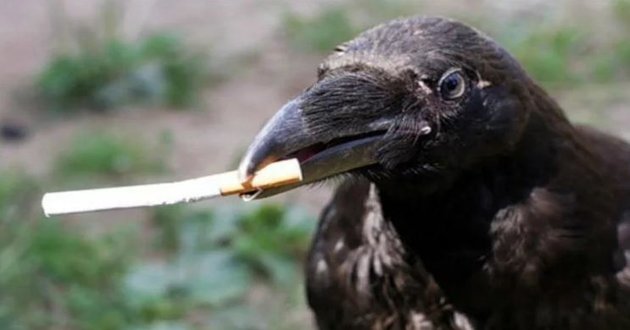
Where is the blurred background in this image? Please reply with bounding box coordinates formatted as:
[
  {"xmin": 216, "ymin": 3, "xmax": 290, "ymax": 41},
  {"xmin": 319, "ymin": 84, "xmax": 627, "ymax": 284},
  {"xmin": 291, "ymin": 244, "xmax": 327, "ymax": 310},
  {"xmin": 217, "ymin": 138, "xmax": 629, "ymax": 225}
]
[{"xmin": 0, "ymin": 0, "xmax": 629, "ymax": 329}]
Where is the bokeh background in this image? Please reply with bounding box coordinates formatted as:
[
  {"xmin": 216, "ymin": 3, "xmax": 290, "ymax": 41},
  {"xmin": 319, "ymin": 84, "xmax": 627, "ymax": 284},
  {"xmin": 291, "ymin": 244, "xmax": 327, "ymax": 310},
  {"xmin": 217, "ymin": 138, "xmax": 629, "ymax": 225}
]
[{"xmin": 0, "ymin": 1, "xmax": 629, "ymax": 329}]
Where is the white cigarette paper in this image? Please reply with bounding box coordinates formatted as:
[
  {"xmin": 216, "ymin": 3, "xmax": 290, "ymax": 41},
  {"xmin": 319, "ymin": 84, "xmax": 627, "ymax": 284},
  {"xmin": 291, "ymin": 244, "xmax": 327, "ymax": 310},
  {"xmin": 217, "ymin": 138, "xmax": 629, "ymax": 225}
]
[{"xmin": 42, "ymin": 159, "xmax": 302, "ymax": 216}]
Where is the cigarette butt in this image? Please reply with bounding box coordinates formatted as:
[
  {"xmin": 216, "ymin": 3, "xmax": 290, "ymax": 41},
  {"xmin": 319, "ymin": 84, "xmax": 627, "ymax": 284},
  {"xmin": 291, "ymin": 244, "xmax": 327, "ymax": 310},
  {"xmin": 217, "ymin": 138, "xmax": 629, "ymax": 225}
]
[{"xmin": 42, "ymin": 158, "xmax": 302, "ymax": 216}]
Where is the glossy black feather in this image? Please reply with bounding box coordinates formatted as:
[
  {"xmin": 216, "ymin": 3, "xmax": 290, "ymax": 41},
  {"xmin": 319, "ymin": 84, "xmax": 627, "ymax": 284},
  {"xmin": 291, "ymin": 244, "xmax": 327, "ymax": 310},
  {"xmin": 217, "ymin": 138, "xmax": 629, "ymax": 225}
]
[{"xmin": 303, "ymin": 17, "xmax": 630, "ymax": 329}]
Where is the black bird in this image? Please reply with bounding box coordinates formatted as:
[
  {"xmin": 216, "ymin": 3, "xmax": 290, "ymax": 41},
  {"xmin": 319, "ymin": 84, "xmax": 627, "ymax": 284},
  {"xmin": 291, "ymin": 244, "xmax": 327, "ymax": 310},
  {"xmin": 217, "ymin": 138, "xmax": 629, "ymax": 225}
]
[{"xmin": 238, "ymin": 16, "xmax": 630, "ymax": 329}]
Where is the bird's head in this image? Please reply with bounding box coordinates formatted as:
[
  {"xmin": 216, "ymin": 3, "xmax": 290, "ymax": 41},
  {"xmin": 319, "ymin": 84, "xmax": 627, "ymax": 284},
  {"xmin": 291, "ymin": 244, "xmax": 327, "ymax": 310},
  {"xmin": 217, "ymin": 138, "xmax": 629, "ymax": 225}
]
[{"xmin": 238, "ymin": 16, "xmax": 548, "ymax": 198}]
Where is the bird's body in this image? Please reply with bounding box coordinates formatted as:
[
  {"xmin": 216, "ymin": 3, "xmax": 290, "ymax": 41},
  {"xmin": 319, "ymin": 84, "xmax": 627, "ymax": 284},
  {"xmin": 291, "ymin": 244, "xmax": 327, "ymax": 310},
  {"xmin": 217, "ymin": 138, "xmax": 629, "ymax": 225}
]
[
  {"xmin": 307, "ymin": 179, "xmax": 475, "ymax": 329},
  {"xmin": 307, "ymin": 125, "xmax": 630, "ymax": 329},
  {"xmin": 238, "ymin": 16, "xmax": 630, "ymax": 329}
]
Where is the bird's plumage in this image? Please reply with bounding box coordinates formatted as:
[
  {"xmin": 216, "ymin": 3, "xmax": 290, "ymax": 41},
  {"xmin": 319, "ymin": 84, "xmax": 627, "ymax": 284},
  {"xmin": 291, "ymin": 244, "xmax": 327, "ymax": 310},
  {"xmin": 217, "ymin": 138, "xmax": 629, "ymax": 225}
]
[
  {"xmin": 238, "ymin": 16, "xmax": 630, "ymax": 329},
  {"xmin": 305, "ymin": 17, "xmax": 630, "ymax": 329},
  {"xmin": 306, "ymin": 179, "xmax": 475, "ymax": 329}
]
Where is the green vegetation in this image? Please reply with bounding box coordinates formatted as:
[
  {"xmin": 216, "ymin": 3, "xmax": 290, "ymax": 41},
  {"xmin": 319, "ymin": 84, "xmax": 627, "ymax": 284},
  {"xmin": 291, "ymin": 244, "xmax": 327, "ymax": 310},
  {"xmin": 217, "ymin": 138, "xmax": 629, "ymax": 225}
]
[
  {"xmin": 54, "ymin": 133, "xmax": 163, "ymax": 181},
  {"xmin": 485, "ymin": 2, "xmax": 630, "ymax": 88},
  {"xmin": 498, "ymin": 22, "xmax": 630, "ymax": 88},
  {"xmin": 499, "ymin": 25, "xmax": 585, "ymax": 86},
  {"xmin": 38, "ymin": 33, "xmax": 207, "ymax": 112},
  {"xmin": 0, "ymin": 171, "xmax": 38, "ymax": 221},
  {"xmin": 38, "ymin": 0, "xmax": 209, "ymax": 112},
  {"xmin": 148, "ymin": 203, "xmax": 315, "ymax": 289},
  {"xmin": 282, "ymin": 1, "xmax": 420, "ymax": 54},
  {"xmin": 8, "ymin": 2, "xmax": 628, "ymax": 330},
  {"xmin": 283, "ymin": 1, "xmax": 630, "ymax": 90},
  {"xmin": 614, "ymin": 0, "xmax": 630, "ymax": 29},
  {"xmin": 0, "ymin": 167, "xmax": 316, "ymax": 329},
  {"xmin": 0, "ymin": 220, "xmax": 137, "ymax": 330},
  {"xmin": 134, "ymin": 203, "xmax": 316, "ymax": 329},
  {"xmin": 0, "ymin": 172, "xmax": 137, "ymax": 329},
  {"xmin": 284, "ymin": 6, "xmax": 358, "ymax": 53}
]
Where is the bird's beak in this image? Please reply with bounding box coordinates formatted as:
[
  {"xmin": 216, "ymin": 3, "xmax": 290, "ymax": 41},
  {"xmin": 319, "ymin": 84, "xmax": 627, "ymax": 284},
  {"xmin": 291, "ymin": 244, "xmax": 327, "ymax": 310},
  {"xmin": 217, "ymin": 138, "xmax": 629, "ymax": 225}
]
[{"xmin": 237, "ymin": 96, "xmax": 387, "ymax": 199}]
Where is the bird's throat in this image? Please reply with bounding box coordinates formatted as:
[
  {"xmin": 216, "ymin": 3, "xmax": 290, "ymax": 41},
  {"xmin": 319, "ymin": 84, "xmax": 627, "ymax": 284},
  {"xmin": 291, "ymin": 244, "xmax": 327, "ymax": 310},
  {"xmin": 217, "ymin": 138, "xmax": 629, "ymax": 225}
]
[{"xmin": 373, "ymin": 122, "xmax": 562, "ymax": 315}]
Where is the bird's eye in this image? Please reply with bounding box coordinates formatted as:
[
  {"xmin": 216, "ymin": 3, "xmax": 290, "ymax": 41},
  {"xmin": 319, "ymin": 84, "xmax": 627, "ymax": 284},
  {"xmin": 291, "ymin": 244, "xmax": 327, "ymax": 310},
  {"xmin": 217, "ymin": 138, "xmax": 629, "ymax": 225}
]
[{"xmin": 438, "ymin": 69, "xmax": 467, "ymax": 100}]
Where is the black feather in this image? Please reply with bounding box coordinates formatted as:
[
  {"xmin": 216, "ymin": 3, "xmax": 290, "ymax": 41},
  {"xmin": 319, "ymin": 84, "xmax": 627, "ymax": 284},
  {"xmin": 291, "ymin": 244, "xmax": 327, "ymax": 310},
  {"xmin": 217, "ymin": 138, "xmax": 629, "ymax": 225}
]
[{"xmin": 303, "ymin": 16, "xmax": 630, "ymax": 329}]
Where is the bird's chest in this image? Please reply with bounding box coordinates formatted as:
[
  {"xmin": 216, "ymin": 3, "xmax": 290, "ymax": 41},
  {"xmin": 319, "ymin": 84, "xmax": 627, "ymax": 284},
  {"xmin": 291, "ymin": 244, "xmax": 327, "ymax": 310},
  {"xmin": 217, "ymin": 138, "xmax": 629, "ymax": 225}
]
[
  {"xmin": 307, "ymin": 184, "xmax": 475, "ymax": 329},
  {"xmin": 378, "ymin": 183, "xmax": 517, "ymax": 315},
  {"xmin": 384, "ymin": 191, "xmax": 494, "ymax": 274}
]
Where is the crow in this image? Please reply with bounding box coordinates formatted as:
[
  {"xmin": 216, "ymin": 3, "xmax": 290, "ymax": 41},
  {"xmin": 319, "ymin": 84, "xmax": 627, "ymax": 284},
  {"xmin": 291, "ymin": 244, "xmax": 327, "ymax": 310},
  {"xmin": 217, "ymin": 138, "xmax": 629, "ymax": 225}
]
[{"xmin": 237, "ymin": 16, "xmax": 630, "ymax": 329}]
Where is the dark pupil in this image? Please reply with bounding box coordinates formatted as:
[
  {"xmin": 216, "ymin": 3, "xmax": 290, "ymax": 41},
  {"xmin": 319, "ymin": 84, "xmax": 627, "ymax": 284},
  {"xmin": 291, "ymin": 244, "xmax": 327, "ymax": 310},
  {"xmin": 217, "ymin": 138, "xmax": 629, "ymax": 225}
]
[{"xmin": 443, "ymin": 75, "xmax": 459, "ymax": 92}]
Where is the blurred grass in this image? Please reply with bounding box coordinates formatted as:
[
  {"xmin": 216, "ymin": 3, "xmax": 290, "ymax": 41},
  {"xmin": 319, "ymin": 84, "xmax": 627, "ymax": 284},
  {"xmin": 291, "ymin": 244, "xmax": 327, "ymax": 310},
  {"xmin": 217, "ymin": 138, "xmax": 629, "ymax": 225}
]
[
  {"xmin": 39, "ymin": 33, "xmax": 207, "ymax": 112},
  {"xmin": 54, "ymin": 133, "xmax": 164, "ymax": 182},
  {"xmin": 0, "ymin": 173, "xmax": 138, "ymax": 330},
  {"xmin": 119, "ymin": 203, "xmax": 316, "ymax": 329},
  {"xmin": 498, "ymin": 24, "xmax": 585, "ymax": 86},
  {"xmin": 282, "ymin": 0, "xmax": 420, "ymax": 54},
  {"xmin": 0, "ymin": 222, "xmax": 137, "ymax": 330},
  {"xmin": 283, "ymin": 1, "xmax": 630, "ymax": 90},
  {"xmin": 498, "ymin": 22, "xmax": 630, "ymax": 88},
  {"xmin": 6, "ymin": 1, "xmax": 630, "ymax": 329},
  {"xmin": 614, "ymin": 0, "xmax": 630, "ymax": 27},
  {"xmin": 0, "ymin": 171, "xmax": 38, "ymax": 221},
  {"xmin": 0, "ymin": 168, "xmax": 316, "ymax": 329},
  {"xmin": 38, "ymin": 1, "xmax": 210, "ymax": 112},
  {"xmin": 283, "ymin": 6, "xmax": 358, "ymax": 53},
  {"xmin": 149, "ymin": 203, "xmax": 315, "ymax": 287}
]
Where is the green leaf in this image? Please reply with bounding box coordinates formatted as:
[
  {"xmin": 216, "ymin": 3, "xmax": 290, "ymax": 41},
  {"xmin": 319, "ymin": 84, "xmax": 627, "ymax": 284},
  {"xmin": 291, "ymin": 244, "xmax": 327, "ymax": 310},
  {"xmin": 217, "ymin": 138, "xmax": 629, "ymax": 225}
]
[
  {"xmin": 178, "ymin": 210, "xmax": 216, "ymax": 254},
  {"xmin": 257, "ymin": 253, "xmax": 297, "ymax": 285},
  {"xmin": 127, "ymin": 321, "xmax": 191, "ymax": 330},
  {"xmin": 124, "ymin": 262, "xmax": 175, "ymax": 303},
  {"xmin": 182, "ymin": 250, "xmax": 252, "ymax": 306},
  {"xmin": 205, "ymin": 305, "xmax": 260, "ymax": 330}
]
